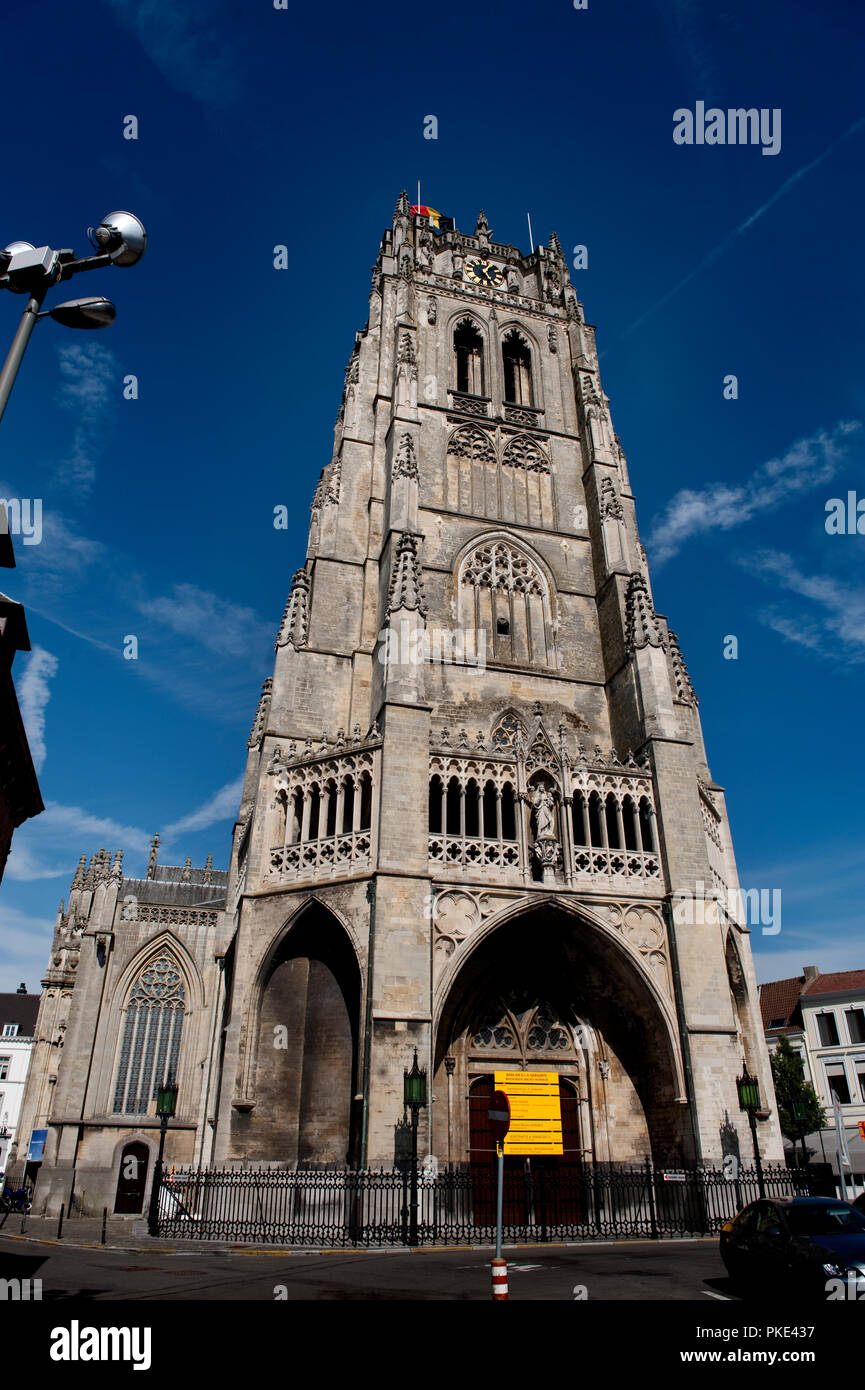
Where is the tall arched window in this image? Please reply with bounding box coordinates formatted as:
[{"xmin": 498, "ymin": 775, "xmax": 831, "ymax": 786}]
[
  {"xmin": 453, "ymin": 318, "xmax": 484, "ymax": 395},
  {"xmin": 359, "ymin": 773, "xmax": 373, "ymax": 831},
  {"xmin": 638, "ymin": 796, "xmax": 656, "ymax": 852},
  {"xmin": 429, "ymin": 774, "xmax": 444, "ymax": 833},
  {"xmin": 458, "ymin": 538, "xmax": 554, "ymax": 667},
  {"xmin": 112, "ymin": 953, "xmax": 186, "ymax": 1115},
  {"xmin": 502, "ymin": 329, "xmax": 533, "ymax": 405}
]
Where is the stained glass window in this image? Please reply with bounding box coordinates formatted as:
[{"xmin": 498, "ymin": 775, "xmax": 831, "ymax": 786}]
[{"xmin": 112, "ymin": 954, "xmax": 186, "ymax": 1115}]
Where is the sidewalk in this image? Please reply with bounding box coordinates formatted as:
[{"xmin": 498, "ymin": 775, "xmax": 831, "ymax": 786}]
[
  {"xmin": 0, "ymin": 1212, "xmax": 716, "ymax": 1258},
  {"xmin": 0, "ymin": 1211, "xmax": 239, "ymax": 1253},
  {"xmin": 0, "ymin": 1212, "xmax": 421, "ymax": 1254}
]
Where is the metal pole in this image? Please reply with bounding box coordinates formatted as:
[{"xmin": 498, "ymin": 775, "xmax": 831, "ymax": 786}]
[
  {"xmin": 748, "ymin": 1109, "xmax": 765, "ymax": 1199},
  {"xmin": 409, "ymin": 1105, "xmax": 419, "ymax": 1246},
  {"xmin": 0, "ymin": 288, "xmax": 48, "ymax": 425},
  {"xmin": 495, "ymin": 1140, "xmax": 504, "ymax": 1261},
  {"xmin": 147, "ymin": 1115, "xmax": 168, "ymax": 1236}
]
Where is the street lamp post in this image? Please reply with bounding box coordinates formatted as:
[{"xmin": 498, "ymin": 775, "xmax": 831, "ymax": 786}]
[
  {"xmin": 403, "ymin": 1050, "xmax": 427, "ymax": 1247},
  {"xmin": 737, "ymin": 1064, "xmax": 765, "ymax": 1199},
  {"xmin": 0, "ymin": 212, "xmax": 146, "ymax": 425},
  {"xmin": 147, "ymin": 1079, "xmax": 178, "ymax": 1237}
]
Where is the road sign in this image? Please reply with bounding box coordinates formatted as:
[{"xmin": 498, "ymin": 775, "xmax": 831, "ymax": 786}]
[
  {"xmin": 493, "ymin": 1071, "xmax": 562, "ymax": 1154},
  {"xmin": 488, "ymin": 1090, "xmax": 511, "ymax": 1143}
]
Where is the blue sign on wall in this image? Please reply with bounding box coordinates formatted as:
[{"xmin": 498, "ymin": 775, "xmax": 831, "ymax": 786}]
[{"xmin": 27, "ymin": 1129, "xmax": 47, "ymax": 1162}]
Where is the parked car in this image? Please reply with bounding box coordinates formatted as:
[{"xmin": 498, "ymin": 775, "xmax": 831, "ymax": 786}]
[{"xmin": 720, "ymin": 1196, "xmax": 865, "ymax": 1298}]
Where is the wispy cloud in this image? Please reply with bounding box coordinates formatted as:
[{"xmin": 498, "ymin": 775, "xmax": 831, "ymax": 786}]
[
  {"xmin": 3, "ymin": 843, "xmax": 70, "ymax": 882},
  {"xmin": 613, "ymin": 116, "xmax": 865, "ymax": 345},
  {"xmin": 137, "ymin": 583, "xmax": 271, "ymax": 658},
  {"xmin": 101, "ymin": 0, "xmax": 246, "ymax": 108},
  {"xmin": 55, "ymin": 342, "xmax": 118, "ymax": 491},
  {"xmin": 646, "ymin": 420, "xmax": 861, "ymax": 564},
  {"xmin": 5, "ymin": 773, "xmax": 243, "ymax": 888},
  {"xmin": 37, "ymin": 801, "xmax": 153, "ymax": 856},
  {"xmin": 743, "ymin": 550, "xmax": 865, "ymax": 664},
  {"xmin": 743, "ymin": 845, "xmax": 865, "ymax": 907},
  {"xmin": 652, "ymin": 0, "xmax": 720, "ymax": 93},
  {"xmin": 754, "ymin": 935, "xmax": 865, "ymax": 983},
  {"xmin": 0, "ymin": 484, "xmax": 106, "ymax": 591},
  {"xmin": 17, "ymin": 646, "xmax": 59, "ymax": 773},
  {"xmin": 0, "ymin": 903, "xmax": 58, "ymax": 990},
  {"xmin": 23, "ymin": 605, "xmax": 119, "ymax": 655},
  {"xmin": 161, "ymin": 777, "xmax": 243, "ymax": 839}
]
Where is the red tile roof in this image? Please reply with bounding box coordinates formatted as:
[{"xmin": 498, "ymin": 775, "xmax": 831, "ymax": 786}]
[
  {"xmin": 759, "ymin": 976, "xmax": 805, "ymax": 1029},
  {"xmin": 801, "ymin": 970, "xmax": 865, "ymax": 998}
]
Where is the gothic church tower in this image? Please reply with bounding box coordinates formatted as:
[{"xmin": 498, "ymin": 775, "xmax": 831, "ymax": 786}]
[{"xmin": 216, "ymin": 193, "xmax": 782, "ymax": 1172}]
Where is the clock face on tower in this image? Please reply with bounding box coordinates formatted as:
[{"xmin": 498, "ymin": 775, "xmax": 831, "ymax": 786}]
[{"xmin": 465, "ymin": 257, "xmax": 505, "ymax": 288}]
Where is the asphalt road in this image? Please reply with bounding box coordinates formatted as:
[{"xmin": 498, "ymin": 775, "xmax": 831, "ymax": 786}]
[{"xmin": 0, "ymin": 1234, "xmax": 744, "ymax": 1301}]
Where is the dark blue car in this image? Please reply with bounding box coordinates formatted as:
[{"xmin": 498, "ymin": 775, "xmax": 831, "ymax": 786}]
[{"xmin": 720, "ymin": 1196, "xmax": 865, "ymax": 1299}]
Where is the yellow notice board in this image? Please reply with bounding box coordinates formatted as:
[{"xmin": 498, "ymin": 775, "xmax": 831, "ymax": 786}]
[{"xmin": 494, "ymin": 1071, "xmax": 563, "ymax": 1155}]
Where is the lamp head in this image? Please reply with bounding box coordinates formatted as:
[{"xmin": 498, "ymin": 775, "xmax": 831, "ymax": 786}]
[
  {"xmin": 156, "ymin": 1080, "xmax": 178, "ymax": 1118},
  {"xmin": 88, "ymin": 212, "xmax": 147, "ymax": 267},
  {"xmin": 48, "ymin": 297, "xmax": 116, "ymax": 329}
]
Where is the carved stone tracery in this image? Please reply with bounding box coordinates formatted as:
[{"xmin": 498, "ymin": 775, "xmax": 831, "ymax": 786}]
[{"xmin": 461, "ymin": 541, "xmax": 546, "ymax": 596}]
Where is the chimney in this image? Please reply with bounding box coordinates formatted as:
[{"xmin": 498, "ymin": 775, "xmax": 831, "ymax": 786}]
[
  {"xmin": 15, "ymin": 982, "xmax": 26, "ymax": 994},
  {"xmin": 802, "ymin": 965, "xmax": 820, "ymax": 982}
]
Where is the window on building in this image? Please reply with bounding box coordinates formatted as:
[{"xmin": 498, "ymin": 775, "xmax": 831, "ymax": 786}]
[
  {"xmin": 817, "ymin": 1012, "xmax": 840, "ymax": 1047},
  {"xmin": 453, "ymin": 319, "xmax": 484, "ymax": 395},
  {"xmin": 112, "ymin": 954, "xmax": 186, "ymax": 1115},
  {"xmin": 459, "ymin": 539, "xmax": 554, "ymax": 667},
  {"xmin": 431, "ymin": 775, "xmax": 518, "ymax": 844},
  {"xmin": 502, "ymin": 329, "xmax": 533, "ymax": 405},
  {"xmin": 855, "ymin": 1057, "xmax": 865, "ymax": 1104},
  {"xmin": 824, "ymin": 1063, "xmax": 851, "ymax": 1105},
  {"xmin": 845, "ymin": 1008, "xmax": 865, "ymax": 1045},
  {"xmin": 0, "ymin": 1059, "xmax": 8, "ymax": 1081},
  {"xmin": 1, "ymin": 1025, "xmax": 18, "ymax": 1039}
]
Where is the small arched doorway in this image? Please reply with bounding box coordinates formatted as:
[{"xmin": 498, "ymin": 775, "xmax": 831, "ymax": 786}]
[{"xmin": 114, "ymin": 1141, "xmax": 149, "ymax": 1214}]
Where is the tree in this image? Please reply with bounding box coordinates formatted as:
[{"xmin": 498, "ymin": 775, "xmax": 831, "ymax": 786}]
[{"xmin": 770, "ymin": 1034, "xmax": 826, "ymax": 1164}]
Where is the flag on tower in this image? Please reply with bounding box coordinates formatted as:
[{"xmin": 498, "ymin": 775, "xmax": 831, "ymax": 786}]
[{"xmin": 411, "ymin": 205, "xmax": 454, "ymax": 232}]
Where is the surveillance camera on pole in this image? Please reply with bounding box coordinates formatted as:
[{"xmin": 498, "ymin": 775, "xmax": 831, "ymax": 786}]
[{"xmin": 0, "ymin": 211, "xmax": 146, "ymax": 425}]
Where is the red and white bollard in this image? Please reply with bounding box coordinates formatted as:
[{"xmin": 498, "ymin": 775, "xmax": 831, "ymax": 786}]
[{"xmin": 491, "ymin": 1257, "xmax": 509, "ymax": 1300}]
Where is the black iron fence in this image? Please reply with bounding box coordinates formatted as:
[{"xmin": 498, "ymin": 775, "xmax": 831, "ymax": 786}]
[{"xmin": 154, "ymin": 1160, "xmax": 812, "ymax": 1246}]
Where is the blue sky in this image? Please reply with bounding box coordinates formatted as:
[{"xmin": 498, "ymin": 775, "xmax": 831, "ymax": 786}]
[{"xmin": 0, "ymin": 0, "xmax": 862, "ymax": 989}]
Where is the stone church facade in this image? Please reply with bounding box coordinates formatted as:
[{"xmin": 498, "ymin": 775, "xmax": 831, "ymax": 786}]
[{"xmin": 13, "ymin": 195, "xmax": 783, "ymax": 1215}]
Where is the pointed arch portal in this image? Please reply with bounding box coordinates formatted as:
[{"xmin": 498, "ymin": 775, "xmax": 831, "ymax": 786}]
[
  {"xmin": 234, "ymin": 903, "xmax": 361, "ymax": 1167},
  {"xmin": 434, "ymin": 902, "xmax": 691, "ymax": 1168}
]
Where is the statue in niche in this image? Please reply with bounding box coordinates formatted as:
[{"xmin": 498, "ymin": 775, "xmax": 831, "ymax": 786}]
[{"xmin": 531, "ymin": 784, "xmax": 556, "ymax": 840}]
